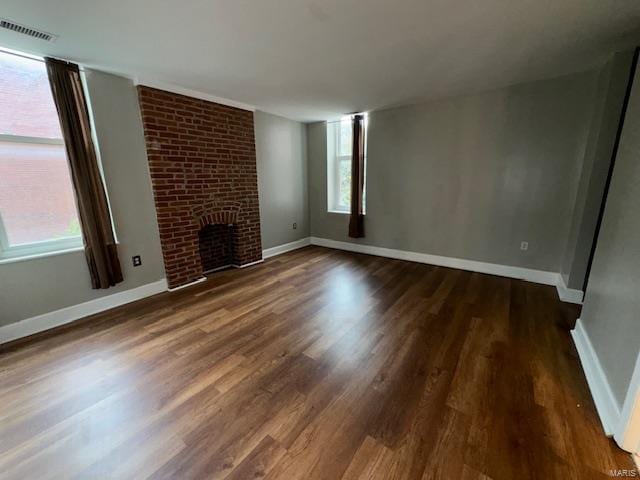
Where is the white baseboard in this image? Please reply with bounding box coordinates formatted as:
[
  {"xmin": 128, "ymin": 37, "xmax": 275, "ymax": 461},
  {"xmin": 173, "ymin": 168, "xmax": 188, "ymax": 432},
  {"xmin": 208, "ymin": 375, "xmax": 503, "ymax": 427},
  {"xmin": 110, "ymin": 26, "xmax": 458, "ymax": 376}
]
[
  {"xmin": 571, "ymin": 318, "xmax": 620, "ymax": 436},
  {"xmin": 262, "ymin": 237, "xmax": 311, "ymax": 259},
  {"xmin": 309, "ymin": 237, "xmax": 559, "ymax": 286},
  {"xmin": 556, "ymin": 275, "xmax": 584, "ymax": 304},
  {"xmin": 0, "ymin": 278, "xmax": 168, "ymax": 345}
]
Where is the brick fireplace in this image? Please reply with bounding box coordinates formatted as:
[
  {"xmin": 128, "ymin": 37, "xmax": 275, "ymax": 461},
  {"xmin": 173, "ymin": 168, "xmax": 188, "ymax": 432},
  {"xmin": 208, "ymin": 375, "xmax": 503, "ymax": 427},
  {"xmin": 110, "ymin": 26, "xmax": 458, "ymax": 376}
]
[{"xmin": 137, "ymin": 86, "xmax": 262, "ymax": 289}]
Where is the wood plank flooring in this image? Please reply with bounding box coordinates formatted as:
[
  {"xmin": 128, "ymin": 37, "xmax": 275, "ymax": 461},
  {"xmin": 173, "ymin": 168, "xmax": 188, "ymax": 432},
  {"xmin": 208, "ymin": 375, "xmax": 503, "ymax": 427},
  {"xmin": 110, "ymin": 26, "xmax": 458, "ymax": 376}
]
[{"xmin": 0, "ymin": 246, "xmax": 633, "ymax": 479}]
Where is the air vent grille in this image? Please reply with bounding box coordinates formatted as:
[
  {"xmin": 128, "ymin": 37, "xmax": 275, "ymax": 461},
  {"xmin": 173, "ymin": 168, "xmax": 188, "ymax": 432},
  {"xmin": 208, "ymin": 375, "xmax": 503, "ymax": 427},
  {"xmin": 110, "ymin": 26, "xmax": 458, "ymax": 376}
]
[{"xmin": 0, "ymin": 19, "xmax": 57, "ymax": 42}]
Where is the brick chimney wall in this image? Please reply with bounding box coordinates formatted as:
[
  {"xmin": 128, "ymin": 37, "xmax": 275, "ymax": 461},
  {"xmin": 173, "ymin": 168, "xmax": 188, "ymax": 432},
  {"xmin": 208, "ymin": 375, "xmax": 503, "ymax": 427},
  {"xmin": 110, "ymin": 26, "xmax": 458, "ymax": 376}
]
[{"xmin": 137, "ymin": 86, "xmax": 262, "ymax": 289}]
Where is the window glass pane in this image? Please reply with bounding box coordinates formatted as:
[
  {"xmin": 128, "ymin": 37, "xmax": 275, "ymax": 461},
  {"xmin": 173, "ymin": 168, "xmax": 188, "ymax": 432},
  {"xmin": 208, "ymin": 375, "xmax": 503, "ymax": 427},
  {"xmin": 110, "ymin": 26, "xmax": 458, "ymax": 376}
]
[
  {"xmin": 0, "ymin": 52, "xmax": 62, "ymax": 139},
  {"xmin": 0, "ymin": 49, "xmax": 82, "ymax": 256},
  {"xmin": 0, "ymin": 140, "xmax": 80, "ymax": 245},
  {"xmin": 339, "ymin": 158, "xmax": 351, "ymax": 208},
  {"xmin": 338, "ymin": 118, "xmax": 352, "ymax": 157}
]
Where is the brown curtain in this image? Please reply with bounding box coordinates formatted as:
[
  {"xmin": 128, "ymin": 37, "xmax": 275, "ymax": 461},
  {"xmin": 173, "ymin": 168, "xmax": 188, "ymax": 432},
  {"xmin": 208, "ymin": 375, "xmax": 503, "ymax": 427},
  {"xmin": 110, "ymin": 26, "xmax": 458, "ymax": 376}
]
[
  {"xmin": 45, "ymin": 58, "xmax": 123, "ymax": 289},
  {"xmin": 348, "ymin": 114, "xmax": 365, "ymax": 238}
]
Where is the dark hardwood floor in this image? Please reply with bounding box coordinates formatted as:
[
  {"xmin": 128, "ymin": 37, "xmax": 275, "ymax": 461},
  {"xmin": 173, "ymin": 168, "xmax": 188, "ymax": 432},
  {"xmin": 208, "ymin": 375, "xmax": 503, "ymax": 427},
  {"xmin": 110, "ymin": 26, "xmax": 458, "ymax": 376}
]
[{"xmin": 0, "ymin": 246, "xmax": 632, "ymax": 479}]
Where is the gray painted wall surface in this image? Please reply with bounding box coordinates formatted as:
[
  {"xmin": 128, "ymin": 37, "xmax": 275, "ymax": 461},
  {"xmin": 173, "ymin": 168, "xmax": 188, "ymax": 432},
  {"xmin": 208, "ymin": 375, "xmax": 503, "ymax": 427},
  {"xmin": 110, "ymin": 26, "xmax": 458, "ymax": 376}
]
[
  {"xmin": 0, "ymin": 70, "xmax": 164, "ymax": 327},
  {"xmin": 309, "ymin": 71, "xmax": 596, "ymax": 272},
  {"xmin": 255, "ymin": 111, "xmax": 309, "ymax": 249},
  {"xmin": 560, "ymin": 51, "xmax": 634, "ymax": 289},
  {"xmin": 580, "ymin": 59, "xmax": 640, "ymax": 407}
]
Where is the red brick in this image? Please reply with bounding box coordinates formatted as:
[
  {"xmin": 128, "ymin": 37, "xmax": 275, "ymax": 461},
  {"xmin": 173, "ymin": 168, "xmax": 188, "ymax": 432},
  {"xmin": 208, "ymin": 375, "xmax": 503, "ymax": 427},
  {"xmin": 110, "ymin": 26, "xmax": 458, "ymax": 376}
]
[{"xmin": 137, "ymin": 86, "xmax": 262, "ymax": 289}]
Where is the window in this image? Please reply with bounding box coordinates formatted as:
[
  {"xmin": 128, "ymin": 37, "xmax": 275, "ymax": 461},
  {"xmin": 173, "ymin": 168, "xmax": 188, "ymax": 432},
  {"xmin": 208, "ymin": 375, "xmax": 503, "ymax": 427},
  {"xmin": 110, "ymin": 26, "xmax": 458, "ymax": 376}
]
[
  {"xmin": 327, "ymin": 115, "xmax": 367, "ymax": 213},
  {"xmin": 0, "ymin": 49, "xmax": 82, "ymax": 261}
]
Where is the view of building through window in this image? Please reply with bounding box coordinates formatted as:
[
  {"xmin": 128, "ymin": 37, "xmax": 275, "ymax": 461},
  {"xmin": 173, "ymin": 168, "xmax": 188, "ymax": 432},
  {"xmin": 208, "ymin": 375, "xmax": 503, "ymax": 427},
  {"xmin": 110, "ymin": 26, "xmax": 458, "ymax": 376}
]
[{"xmin": 0, "ymin": 49, "xmax": 81, "ymax": 257}]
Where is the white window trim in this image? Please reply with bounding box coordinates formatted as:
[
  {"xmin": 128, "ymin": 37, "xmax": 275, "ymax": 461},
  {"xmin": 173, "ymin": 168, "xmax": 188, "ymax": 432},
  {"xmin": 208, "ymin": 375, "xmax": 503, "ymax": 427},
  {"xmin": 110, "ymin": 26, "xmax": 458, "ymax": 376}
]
[
  {"xmin": 0, "ymin": 237, "xmax": 84, "ymax": 263},
  {"xmin": 327, "ymin": 121, "xmax": 352, "ymax": 213},
  {"xmin": 0, "ymin": 133, "xmax": 84, "ymax": 261},
  {"xmin": 0, "ymin": 216, "xmax": 83, "ymax": 262},
  {"xmin": 326, "ymin": 116, "xmax": 367, "ymax": 215},
  {"xmin": 0, "ymin": 48, "xmax": 124, "ymax": 264},
  {"xmin": 0, "ymin": 133, "xmax": 64, "ymax": 146},
  {"xmin": 0, "ymin": 248, "xmax": 84, "ymax": 265}
]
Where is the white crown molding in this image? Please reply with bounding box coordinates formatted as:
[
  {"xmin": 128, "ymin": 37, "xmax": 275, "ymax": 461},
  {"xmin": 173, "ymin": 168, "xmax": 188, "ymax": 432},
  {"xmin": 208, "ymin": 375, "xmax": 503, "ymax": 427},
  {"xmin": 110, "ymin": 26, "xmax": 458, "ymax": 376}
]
[
  {"xmin": 263, "ymin": 237, "xmax": 311, "ymax": 259},
  {"xmin": 571, "ymin": 318, "xmax": 621, "ymax": 437},
  {"xmin": 0, "ymin": 279, "xmax": 168, "ymax": 345},
  {"xmin": 133, "ymin": 77, "xmax": 255, "ymax": 112},
  {"xmin": 555, "ymin": 275, "xmax": 584, "ymax": 304},
  {"xmin": 309, "ymin": 237, "xmax": 559, "ymax": 286}
]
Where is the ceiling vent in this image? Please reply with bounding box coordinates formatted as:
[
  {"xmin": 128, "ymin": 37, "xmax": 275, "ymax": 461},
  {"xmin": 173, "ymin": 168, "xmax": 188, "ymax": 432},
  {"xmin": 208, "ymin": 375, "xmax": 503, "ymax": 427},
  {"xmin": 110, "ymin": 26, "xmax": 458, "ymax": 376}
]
[{"xmin": 0, "ymin": 19, "xmax": 57, "ymax": 42}]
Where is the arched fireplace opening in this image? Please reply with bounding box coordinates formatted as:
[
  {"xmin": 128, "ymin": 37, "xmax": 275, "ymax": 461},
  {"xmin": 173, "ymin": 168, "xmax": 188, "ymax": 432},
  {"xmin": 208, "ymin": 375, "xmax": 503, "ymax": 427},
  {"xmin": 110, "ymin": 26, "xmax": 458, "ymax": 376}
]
[
  {"xmin": 198, "ymin": 223, "xmax": 237, "ymax": 273},
  {"xmin": 195, "ymin": 207, "xmax": 240, "ymax": 275}
]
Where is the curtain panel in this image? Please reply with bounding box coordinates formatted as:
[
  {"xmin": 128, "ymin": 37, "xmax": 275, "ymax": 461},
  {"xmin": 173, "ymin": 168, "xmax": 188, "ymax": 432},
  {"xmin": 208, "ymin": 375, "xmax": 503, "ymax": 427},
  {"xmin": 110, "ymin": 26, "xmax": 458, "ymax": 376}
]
[
  {"xmin": 45, "ymin": 58, "xmax": 123, "ymax": 289},
  {"xmin": 348, "ymin": 114, "xmax": 365, "ymax": 238}
]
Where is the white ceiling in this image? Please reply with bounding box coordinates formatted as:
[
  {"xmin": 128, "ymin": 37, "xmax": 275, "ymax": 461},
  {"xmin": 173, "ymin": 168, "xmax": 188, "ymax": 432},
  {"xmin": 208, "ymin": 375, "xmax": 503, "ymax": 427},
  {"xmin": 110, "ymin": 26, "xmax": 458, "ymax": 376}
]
[{"xmin": 1, "ymin": 0, "xmax": 640, "ymax": 122}]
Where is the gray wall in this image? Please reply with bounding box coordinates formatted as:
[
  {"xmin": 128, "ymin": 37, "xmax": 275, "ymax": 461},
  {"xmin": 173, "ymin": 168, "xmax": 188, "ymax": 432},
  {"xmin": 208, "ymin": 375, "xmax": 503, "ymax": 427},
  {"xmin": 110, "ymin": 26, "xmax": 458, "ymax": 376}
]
[
  {"xmin": 580, "ymin": 58, "xmax": 640, "ymax": 408},
  {"xmin": 560, "ymin": 51, "xmax": 635, "ymax": 290},
  {"xmin": 0, "ymin": 70, "xmax": 164, "ymax": 327},
  {"xmin": 255, "ymin": 110, "xmax": 309, "ymax": 249},
  {"xmin": 309, "ymin": 71, "xmax": 597, "ymax": 272}
]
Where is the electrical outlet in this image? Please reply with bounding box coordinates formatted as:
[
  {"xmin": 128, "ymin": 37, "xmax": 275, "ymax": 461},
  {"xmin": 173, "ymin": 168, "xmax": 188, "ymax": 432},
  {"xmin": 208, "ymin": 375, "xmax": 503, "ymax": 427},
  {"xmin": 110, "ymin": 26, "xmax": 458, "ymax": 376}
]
[
  {"xmin": 132, "ymin": 255, "xmax": 142, "ymax": 267},
  {"xmin": 520, "ymin": 241, "xmax": 529, "ymax": 251},
  {"xmin": 292, "ymin": 222, "xmax": 297, "ymax": 230}
]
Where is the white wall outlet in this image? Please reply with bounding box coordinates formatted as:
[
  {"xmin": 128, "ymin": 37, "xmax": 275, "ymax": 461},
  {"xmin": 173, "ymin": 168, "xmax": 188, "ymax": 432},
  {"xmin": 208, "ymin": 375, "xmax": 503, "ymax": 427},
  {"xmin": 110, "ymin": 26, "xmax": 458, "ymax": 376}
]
[
  {"xmin": 520, "ymin": 241, "xmax": 529, "ymax": 251},
  {"xmin": 293, "ymin": 222, "xmax": 297, "ymax": 230}
]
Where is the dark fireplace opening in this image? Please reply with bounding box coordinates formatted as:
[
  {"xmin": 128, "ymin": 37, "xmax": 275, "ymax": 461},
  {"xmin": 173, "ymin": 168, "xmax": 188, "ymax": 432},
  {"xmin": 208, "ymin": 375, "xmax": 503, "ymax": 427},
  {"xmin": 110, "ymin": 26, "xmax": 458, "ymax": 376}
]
[{"xmin": 198, "ymin": 224, "xmax": 236, "ymax": 273}]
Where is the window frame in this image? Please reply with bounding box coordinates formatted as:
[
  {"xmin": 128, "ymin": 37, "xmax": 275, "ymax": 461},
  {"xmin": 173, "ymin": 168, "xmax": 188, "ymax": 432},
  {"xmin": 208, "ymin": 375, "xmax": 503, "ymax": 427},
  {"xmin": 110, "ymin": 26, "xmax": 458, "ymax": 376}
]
[
  {"xmin": 0, "ymin": 132, "xmax": 84, "ymax": 262},
  {"xmin": 326, "ymin": 116, "xmax": 367, "ymax": 215}
]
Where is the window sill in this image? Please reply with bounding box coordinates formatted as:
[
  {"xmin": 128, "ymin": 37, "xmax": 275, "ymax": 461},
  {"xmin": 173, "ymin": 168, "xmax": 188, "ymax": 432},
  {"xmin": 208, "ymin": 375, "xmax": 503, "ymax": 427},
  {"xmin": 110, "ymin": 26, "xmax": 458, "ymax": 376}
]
[
  {"xmin": 0, "ymin": 246, "xmax": 85, "ymax": 265},
  {"xmin": 328, "ymin": 209, "xmax": 350, "ymax": 215},
  {"xmin": 327, "ymin": 210, "xmax": 367, "ymax": 216}
]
